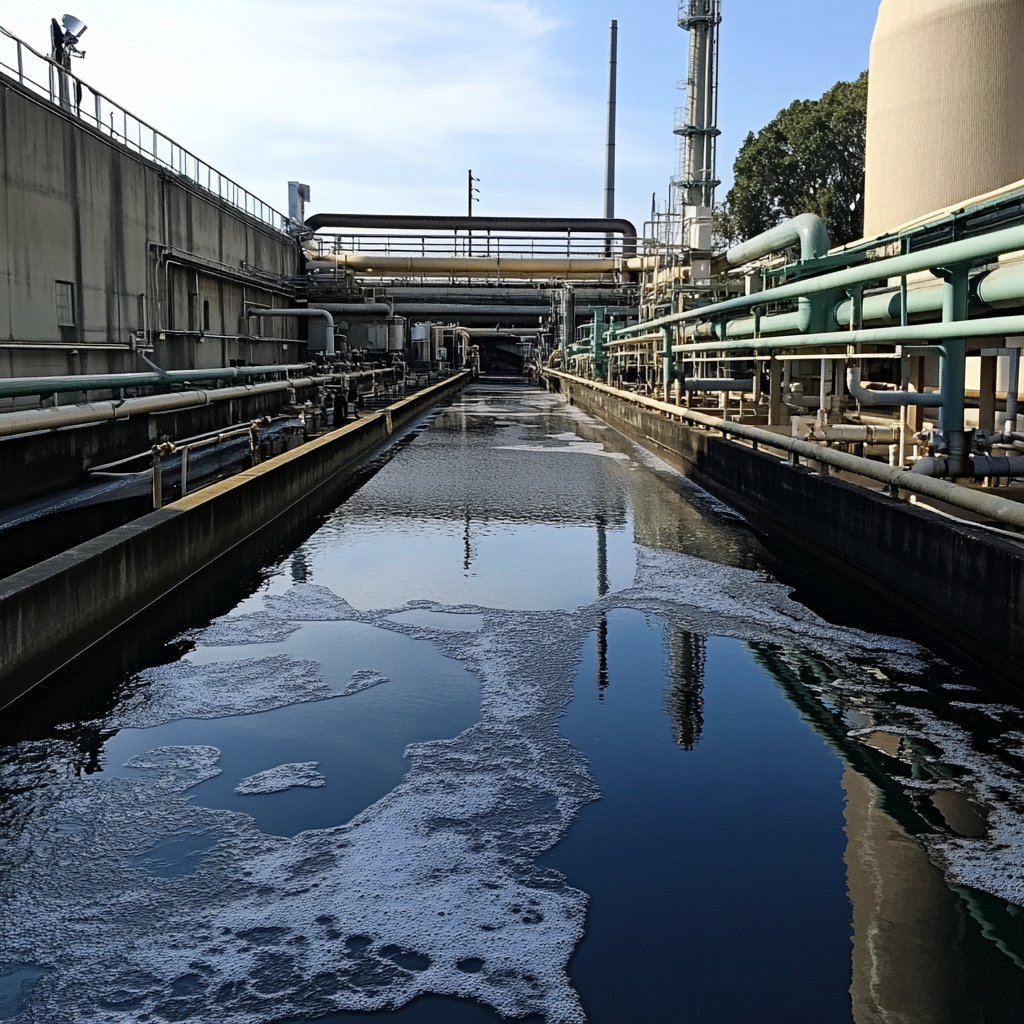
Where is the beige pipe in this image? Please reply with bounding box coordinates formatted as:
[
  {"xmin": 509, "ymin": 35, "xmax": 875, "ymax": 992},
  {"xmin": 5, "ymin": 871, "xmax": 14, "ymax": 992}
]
[
  {"xmin": 304, "ymin": 253, "xmax": 647, "ymax": 278},
  {"xmin": 0, "ymin": 377, "xmax": 325, "ymax": 438}
]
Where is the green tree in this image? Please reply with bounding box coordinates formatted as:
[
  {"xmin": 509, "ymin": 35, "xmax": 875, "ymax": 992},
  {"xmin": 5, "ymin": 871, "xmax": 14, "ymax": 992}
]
[{"xmin": 725, "ymin": 71, "xmax": 868, "ymax": 248}]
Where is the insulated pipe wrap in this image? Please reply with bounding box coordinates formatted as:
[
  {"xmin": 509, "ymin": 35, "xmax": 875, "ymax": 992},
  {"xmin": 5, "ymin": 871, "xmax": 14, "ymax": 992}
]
[{"xmin": 723, "ymin": 214, "xmax": 831, "ymax": 266}]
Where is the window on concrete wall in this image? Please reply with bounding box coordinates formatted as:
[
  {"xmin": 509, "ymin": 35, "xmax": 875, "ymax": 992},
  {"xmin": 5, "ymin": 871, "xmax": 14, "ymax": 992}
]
[
  {"xmin": 203, "ymin": 299, "xmax": 211, "ymax": 333},
  {"xmin": 55, "ymin": 281, "xmax": 75, "ymax": 327}
]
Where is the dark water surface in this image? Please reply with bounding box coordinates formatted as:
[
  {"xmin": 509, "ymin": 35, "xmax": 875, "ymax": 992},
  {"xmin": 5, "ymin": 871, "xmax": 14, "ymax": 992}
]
[{"xmin": 3, "ymin": 382, "xmax": 1024, "ymax": 1024}]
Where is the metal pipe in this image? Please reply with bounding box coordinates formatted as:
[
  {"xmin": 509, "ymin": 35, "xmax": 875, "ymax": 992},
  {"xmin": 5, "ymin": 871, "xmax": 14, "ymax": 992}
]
[
  {"xmin": 723, "ymin": 213, "xmax": 831, "ymax": 267},
  {"xmin": 911, "ymin": 455, "xmax": 1024, "ymax": 478},
  {"xmin": 672, "ymin": 314, "xmax": 1024, "ymax": 356},
  {"xmin": 1007, "ymin": 346, "xmax": 1021, "ymax": 431},
  {"xmin": 393, "ymin": 305, "xmax": 553, "ymax": 318},
  {"xmin": 545, "ymin": 371, "xmax": 1024, "ymax": 530},
  {"xmin": 705, "ymin": 259, "xmax": 1024, "ymax": 341},
  {"xmin": 684, "ymin": 378, "xmax": 754, "ymax": 392},
  {"xmin": 0, "ymin": 363, "xmax": 314, "ymax": 399},
  {"xmin": 939, "ymin": 266, "xmax": 970, "ymax": 475},
  {"xmin": 246, "ymin": 309, "xmax": 335, "ymax": 356},
  {"xmin": 845, "ymin": 367, "xmax": 938, "ymax": 407},
  {"xmin": 304, "ymin": 214, "xmax": 640, "ymax": 257},
  {"xmin": 0, "ymin": 377, "xmax": 325, "ymax": 438},
  {"xmin": 309, "ymin": 303, "xmax": 393, "ymax": 316},
  {"xmin": 810, "ymin": 424, "xmax": 901, "ymax": 443},
  {"xmin": 305, "ymin": 254, "xmax": 623, "ymax": 279},
  {"xmin": 624, "ymin": 221, "xmax": 1024, "ymax": 335}
]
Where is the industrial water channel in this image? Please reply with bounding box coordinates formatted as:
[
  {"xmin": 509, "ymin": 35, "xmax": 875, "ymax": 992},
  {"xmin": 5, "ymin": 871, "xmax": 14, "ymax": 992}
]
[{"xmin": 3, "ymin": 382, "xmax": 1024, "ymax": 1023}]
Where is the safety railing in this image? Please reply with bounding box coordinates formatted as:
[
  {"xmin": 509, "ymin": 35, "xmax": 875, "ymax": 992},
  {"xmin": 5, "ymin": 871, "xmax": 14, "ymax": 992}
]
[
  {"xmin": 0, "ymin": 25, "xmax": 289, "ymax": 235},
  {"xmin": 309, "ymin": 232, "xmax": 629, "ymax": 261}
]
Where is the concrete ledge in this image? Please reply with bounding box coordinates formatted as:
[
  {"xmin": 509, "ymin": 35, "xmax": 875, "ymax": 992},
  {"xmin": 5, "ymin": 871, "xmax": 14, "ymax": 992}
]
[
  {"xmin": 545, "ymin": 371, "xmax": 1024, "ymax": 684},
  {"xmin": 0, "ymin": 372, "xmax": 470, "ymax": 706}
]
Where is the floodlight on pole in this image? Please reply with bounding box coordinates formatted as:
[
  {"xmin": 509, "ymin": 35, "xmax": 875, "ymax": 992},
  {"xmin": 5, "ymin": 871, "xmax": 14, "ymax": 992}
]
[{"xmin": 50, "ymin": 13, "xmax": 87, "ymax": 67}]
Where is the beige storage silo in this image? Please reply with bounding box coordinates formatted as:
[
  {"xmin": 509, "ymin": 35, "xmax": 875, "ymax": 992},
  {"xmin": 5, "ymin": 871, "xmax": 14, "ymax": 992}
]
[{"xmin": 863, "ymin": 0, "xmax": 1024, "ymax": 238}]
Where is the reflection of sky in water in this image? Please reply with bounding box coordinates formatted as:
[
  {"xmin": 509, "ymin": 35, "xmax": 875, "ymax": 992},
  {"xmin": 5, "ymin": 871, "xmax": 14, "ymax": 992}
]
[
  {"xmin": 102, "ymin": 622, "xmax": 482, "ymax": 838},
  {"xmin": 545, "ymin": 613, "xmax": 851, "ymax": 1024},
  {"xmin": 298, "ymin": 521, "xmax": 636, "ymax": 611}
]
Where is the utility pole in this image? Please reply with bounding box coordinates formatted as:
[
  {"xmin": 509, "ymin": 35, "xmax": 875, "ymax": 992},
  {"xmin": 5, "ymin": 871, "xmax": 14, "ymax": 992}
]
[{"xmin": 468, "ymin": 170, "xmax": 480, "ymax": 217}]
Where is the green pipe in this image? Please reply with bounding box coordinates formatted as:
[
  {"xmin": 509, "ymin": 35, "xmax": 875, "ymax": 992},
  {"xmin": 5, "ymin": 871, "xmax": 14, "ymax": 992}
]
[
  {"xmin": 661, "ymin": 327, "xmax": 673, "ymax": 398},
  {"xmin": 708, "ymin": 260, "xmax": 1024, "ymax": 343},
  {"xmin": 939, "ymin": 266, "xmax": 969, "ymax": 450},
  {"xmin": 620, "ymin": 222, "xmax": 1024, "ymax": 336},
  {"xmin": 0, "ymin": 363, "xmax": 313, "ymax": 399},
  {"xmin": 591, "ymin": 306, "xmax": 607, "ymax": 380},
  {"xmin": 671, "ymin": 314, "xmax": 1024, "ymax": 355},
  {"xmin": 724, "ymin": 213, "xmax": 830, "ymax": 267},
  {"xmin": 974, "ymin": 261, "xmax": 1024, "ymax": 310}
]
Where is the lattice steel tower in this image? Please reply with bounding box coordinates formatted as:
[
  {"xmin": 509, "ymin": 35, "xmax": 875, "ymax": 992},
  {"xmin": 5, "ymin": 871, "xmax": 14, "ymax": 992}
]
[{"xmin": 674, "ymin": 0, "xmax": 722, "ymax": 210}]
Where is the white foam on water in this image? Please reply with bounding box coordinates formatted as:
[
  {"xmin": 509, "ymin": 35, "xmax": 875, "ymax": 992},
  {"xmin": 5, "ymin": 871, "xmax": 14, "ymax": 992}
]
[
  {"xmin": 4, "ymin": 545, "xmax": 1010, "ymax": 1024},
  {"xmin": 178, "ymin": 612, "xmax": 301, "ymax": 647},
  {"xmin": 386, "ymin": 610, "xmax": 484, "ymax": 632},
  {"xmin": 263, "ymin": 584, "xmax": 361, "ymax": 621},
  {"xmin": 340, "ymin": 669, "xmax": 390, "ymax": 696},
  {"xmin": 105, "ymin": 656, "xmax": 333, "ymax": 730},
  {"xmin": 0, "ymin": 605, "xmax": 597, "ymax": 1023},
  {"xmin": 235, "ymin": 763, "xmax": 326, "ymax": 795},
  {"xmin": 493, "ymin": 443, "xmax": 629, "ymax": 461}
]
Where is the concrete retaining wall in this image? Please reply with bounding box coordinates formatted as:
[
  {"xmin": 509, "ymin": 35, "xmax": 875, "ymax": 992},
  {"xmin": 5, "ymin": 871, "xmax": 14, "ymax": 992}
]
[
  {"xmin": 0, "ymin": 372, "xmax": 470, "ymax": 706},
  {"xmin": 546, "ymin": 371, "xmax": 1024, "ymax": 684},
  {"xmin": 0, "ymin": 73, "xmax": 300, "ymax": 379}
]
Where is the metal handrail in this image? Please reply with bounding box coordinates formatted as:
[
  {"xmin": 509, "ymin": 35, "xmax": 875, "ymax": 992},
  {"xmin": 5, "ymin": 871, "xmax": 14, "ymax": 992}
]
[
  {"xmin": 311, "ymin": 232, "xmax": 628, "ymax": 260},
  {"xmin": 546, "ymin": 370, "xmax": 1024, "ymax": 531},
  {"xmin": 0, "ymin": 25, "xmax": 288, "ymax": 235}
]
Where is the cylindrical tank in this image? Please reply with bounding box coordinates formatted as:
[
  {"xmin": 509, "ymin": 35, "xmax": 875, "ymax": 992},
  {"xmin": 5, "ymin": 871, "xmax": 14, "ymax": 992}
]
[
  {"xmin": 386, "ymin": 316, "xmax": 406, "ymax": 352},
  {"xmin": 863, "ymin": 0, "xmax": 1024, "ymax": 238}
]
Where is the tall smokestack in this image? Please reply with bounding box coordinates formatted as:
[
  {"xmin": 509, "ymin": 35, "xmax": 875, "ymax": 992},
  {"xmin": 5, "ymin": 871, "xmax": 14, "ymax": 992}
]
[{"xmin": 603, "ymin": 20, "xmax": 618, "ymax": 220}]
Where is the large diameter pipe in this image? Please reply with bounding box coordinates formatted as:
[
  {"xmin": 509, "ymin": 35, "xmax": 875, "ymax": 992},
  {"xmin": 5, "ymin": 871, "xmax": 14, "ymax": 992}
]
[
  {"xmin": 393, "ymin": 305, "xmax": 552, "ymax": 318},
  {"xmin": 673, "ymin": 313, "xmax": 1024, "ymax": 356},
  {"xmin": 845, "ymin": 367, "xmax": 938, "ymax": 407},
  {"xmin": 810, "ymin": 424, "xmax": 901, "ymax": 443},
  {"xmin": 724, "ymin": 214, "xmax": 831, "ymax": 267},
  {"xmin": 701, "ymin": 260, "xmax": 1024, "ymax": 342},
  {"xmin": 0, "ymin": 377, "xmax": 324, "ymax": 439},
  {"xmin": 911, "ymin": 455, "xmax": 1024, "ymax": 478},
  {"xmin": 304, "ymin": 214, "xmax": 640, "ymax": 257},
  {"xmin": 0, "ymin": 363, "xmax": 314, "ymax": 400},
  {"xmin": 306, "ymin": 254, "xmax": 622, "ymax": 278},
  {"xmin": 309, "ymin": 303, "xmax": 393, "ymax": 316},
  {"xmin": 247, "ymin": 309, "xmax": 335, "ymax": 356},
  {"xmin": 625, "ymin": 222, "xmax": 1024, "ymax": 335}
]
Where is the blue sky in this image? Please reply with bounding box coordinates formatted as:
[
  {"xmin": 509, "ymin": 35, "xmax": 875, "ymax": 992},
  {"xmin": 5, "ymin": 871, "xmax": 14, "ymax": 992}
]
[{"xmin": 1, "ymin": 1, "xmax": 879, "ymax": 230}]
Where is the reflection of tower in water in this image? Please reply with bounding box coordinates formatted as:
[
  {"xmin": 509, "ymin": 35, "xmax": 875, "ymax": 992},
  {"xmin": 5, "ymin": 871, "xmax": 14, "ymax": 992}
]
[
  {"xmin": 666, "ymin": 630, "xmax": 706, "ymax": 751},
  {"xmin": 291, "ymin": 548, "xmax": 310, "ymax": 585},
  {"xmin": 596, "ymin": 515, "xmax": 609, "ymax": 698}
]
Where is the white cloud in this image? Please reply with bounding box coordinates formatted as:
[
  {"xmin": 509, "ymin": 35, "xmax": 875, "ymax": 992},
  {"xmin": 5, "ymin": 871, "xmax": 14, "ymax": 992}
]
[{"xmin": 1, "ymin": 1, "xmax": 609, "ymax": 216}]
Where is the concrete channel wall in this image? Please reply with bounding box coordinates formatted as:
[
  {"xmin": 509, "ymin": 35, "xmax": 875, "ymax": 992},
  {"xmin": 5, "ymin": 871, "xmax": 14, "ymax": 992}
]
[
  {"xmin": 544, "ymin": 371, "xmax": 1024, "ymax": 684},
  {"xmin": 0, "ymin": 372, "xmax": 471, "ymax": 707},
  {"xmin": 1, "ymin": 381, "xmax": 318, "ymax": 509},
  {"xmin": 0, "ymin": 72, "xmax": 300, "ymax": 379}
]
